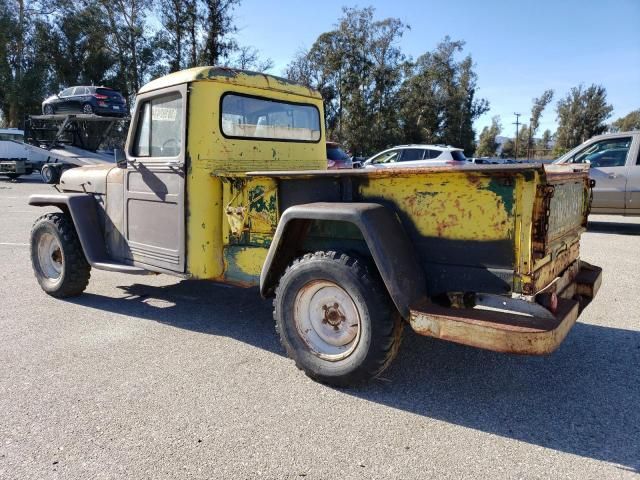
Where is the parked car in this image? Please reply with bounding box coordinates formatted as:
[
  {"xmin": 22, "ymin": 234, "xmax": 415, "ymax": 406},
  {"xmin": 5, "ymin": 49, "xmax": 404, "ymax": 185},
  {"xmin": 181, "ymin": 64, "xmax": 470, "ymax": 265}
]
[
  {"xmin": 42, "ymin": 86, "xmax": 127, "ymax": 117},
  {"xmin": 362, "ymin": 144, "xmax": 467, "ymax": 168},
  {"xmin": 326, "ymin": 141, "xmax": 353, "ymax": 169},
  {"xmin": 552, "ymin": 131, "xmax": 640, "ymax": 216}
]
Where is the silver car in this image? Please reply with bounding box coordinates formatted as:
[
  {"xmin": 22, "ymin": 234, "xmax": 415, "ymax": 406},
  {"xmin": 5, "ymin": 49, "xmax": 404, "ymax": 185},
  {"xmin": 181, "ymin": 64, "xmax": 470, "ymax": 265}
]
[
  {"xmin": 553, "ymin": 132, "xmax": 640, "ymax": 215},
  {"xmin": 363, "ymin": 144, "xmax": 467, "ymax": 168}
]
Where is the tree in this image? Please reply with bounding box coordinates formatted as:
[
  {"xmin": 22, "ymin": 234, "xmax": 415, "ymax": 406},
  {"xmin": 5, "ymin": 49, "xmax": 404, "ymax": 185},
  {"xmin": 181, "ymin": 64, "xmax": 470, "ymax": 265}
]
[
  {"xmin": 226, "ymin": 45, "xmax": 273, "ymax": 72},
  {"xmin": 398, "ymin": 37, "xmax": 489, "ymax": 155},
  {"xmin": 554, "ymin": 84, "xmax": 613, "ymax": 154},
  {"xmin": 501, "ymin": 138, "xmax": 515, "ymax": 158},
  {"xmin": 155, "ymin": 0, "xmax": 193, "ymax": 72},
  {"xmin": 200, "ymin": 0, "xmax": 239, "ymax": 66},
  {"xmin": 611, "ymin": 109, "xmax": 640, "ymax": 132},
  {"xmin": 527, "ymin": 89, "xmax": 553, "ymax": 158},
  {"xmin": 536, "ymin": 129, "xmax": 553, "ymax": 158},
  {"xmin": 475, "ymin": 116, "xmax": 501, "ymax": 157},
  {"xmin": 41, "ymin": 0, "xmax": 114, "ymax": 87},
  {"xmin": 96, "ymin": 0, "xmax": 158, "ymax": 99},
  {"xmin": 0, "ymin": 0, "xmax": 53, "ymax": 127},
  {"xmin": 285, "ymin": 7, "xmax": 408, "ymax": 155}
]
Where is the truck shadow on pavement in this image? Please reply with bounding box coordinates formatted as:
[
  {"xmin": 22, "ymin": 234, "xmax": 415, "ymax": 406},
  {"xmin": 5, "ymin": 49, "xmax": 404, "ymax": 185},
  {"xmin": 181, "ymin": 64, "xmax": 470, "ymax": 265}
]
[{"xmin": 71, "ymin": 280, "xmax": 639, "ymax": 472}]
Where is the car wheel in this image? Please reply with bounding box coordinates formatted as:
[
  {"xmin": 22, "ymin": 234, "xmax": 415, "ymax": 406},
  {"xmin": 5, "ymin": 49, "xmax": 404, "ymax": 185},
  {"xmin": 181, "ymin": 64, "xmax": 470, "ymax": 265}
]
[
  {"xmin": 273, "ymin": 251, "xmax": 403, "ymax": 387},
  {"xmin": 82, "ymin": 103, "xmax": 94, "ymax": 114},
  {"xmin": 30, "ymin": 212, "xmax": 91, "ymax": 298},
  {"xmin": 43, "ymin": 104, "xmax": 54, "ymax": 115},
  {"xmin": 40, "ymin": 164, "xmax": 59, "ymax": 184}
]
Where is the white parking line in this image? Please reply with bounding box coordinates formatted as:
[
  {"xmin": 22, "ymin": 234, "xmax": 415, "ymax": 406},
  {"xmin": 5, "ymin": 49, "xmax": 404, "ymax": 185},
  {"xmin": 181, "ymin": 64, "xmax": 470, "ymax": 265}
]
[{"xmin": 0, "ymin": 242, "xmax": 28, "ymax": 246}]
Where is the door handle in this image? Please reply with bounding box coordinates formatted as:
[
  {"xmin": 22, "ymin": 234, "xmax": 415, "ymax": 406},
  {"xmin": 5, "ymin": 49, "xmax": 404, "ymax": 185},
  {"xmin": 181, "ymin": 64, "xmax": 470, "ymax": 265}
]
[{"xmin": 608, "ymin": 173, "xmax": 618, "ymax": 179}]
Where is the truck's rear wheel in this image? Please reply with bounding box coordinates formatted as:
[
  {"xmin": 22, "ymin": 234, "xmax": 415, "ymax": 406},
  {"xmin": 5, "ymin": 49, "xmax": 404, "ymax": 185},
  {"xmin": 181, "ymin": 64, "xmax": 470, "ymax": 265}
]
[
  {"xmin": 30, "ymin": 212, "xmax": 91, "ymax": 298},
  {"xmin": 273, "ymin": 251, "xmax": 403, "ymax": 387}
]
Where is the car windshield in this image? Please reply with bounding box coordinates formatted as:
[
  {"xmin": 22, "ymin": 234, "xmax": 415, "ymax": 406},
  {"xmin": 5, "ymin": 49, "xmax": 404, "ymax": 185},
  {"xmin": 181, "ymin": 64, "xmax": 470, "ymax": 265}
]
[
  {"xmin": 327, "ymin": 147, "xmax": 350, "ymax": 161},
  {"xmin": 451, "ymin": 150, "xmax": 466, "ymax": 161}
]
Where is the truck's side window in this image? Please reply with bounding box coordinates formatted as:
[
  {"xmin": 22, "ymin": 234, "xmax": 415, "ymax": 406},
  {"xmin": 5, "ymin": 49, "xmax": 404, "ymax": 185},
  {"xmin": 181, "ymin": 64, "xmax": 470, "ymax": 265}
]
[
  {"xmin": 221, "ymin": 93, "xmax": 321, "ymax": 142},
  {"xmin": 569, "ymin": 137, "xmax": 631, "ymax": 167},
  {"xmin": 132, "ymin": 93, "xmax": 183, "ymax": 158}
]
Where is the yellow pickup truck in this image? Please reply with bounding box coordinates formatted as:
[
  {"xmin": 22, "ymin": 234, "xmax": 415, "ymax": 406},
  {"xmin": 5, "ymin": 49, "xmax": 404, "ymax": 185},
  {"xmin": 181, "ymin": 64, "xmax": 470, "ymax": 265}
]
[{"xmin": 28, "ymin": 67, "xmax": 601, "ymax": 386}]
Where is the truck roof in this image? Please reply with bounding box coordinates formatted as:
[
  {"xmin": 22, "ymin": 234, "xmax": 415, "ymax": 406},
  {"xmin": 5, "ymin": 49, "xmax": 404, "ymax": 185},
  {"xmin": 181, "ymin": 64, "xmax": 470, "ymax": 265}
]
[{"xmin": 138, "ymin": 66, "xmax": 322, "ymax": 100}]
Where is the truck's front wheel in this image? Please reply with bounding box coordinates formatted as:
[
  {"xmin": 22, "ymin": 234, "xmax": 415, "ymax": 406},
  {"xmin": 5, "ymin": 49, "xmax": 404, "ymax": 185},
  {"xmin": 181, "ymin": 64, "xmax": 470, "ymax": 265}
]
[
  {"xmin": 273, "ymin": 251, "xmax": 403, "ymax": 387},
  {"xmin": 30, "ymin": 212, "xmax": 91, "ymax": 298}
]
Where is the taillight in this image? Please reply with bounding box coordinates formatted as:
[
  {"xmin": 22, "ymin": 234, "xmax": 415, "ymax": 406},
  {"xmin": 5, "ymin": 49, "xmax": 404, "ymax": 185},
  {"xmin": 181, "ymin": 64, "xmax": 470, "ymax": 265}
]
[{"xmin": 93, "ymin": 94, "xmax": 108, "ymax": 100}]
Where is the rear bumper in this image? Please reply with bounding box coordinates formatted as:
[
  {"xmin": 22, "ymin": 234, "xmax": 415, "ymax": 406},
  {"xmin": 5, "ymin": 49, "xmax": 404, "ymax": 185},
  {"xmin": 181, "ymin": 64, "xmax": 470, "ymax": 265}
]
[{"xmin": 409, "ymin": 260, "xmax": 602, "ymax": 355}]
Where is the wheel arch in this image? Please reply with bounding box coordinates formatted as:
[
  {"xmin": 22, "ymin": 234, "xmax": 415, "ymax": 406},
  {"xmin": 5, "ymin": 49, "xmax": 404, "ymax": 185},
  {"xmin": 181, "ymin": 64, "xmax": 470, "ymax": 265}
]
[
  {"xmin": 29, "ymin": 193, "xmax": 106, "ymax": 265},
  {"xmin": 260, "ymin": 202, "xmax": 428, "ymax": 319}
]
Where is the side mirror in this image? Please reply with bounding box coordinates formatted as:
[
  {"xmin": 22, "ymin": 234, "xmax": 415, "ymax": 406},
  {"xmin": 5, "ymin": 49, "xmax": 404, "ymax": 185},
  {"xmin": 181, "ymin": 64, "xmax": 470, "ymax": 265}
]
[{"xmin": 114, "ymin": 148, "xmax": 127, "ymax": 168}]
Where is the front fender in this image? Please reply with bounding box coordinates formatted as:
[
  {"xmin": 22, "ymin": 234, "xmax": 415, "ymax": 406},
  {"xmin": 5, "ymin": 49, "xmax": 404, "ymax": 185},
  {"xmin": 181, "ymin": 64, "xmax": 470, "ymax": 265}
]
[
  {"xmin": 29, "ymin": 193, "xmax": 108, "ymax": 265},
  {"xmin": 260, "ymin": 202, "xmax": 428, "ymax": 319}
]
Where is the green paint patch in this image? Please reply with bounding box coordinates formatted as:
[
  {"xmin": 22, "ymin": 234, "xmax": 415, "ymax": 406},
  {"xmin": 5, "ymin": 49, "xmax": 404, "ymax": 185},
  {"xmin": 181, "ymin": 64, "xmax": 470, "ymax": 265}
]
[{"xmin": 486, "ymin": 178, "xmax": 515, "ymax": 215}]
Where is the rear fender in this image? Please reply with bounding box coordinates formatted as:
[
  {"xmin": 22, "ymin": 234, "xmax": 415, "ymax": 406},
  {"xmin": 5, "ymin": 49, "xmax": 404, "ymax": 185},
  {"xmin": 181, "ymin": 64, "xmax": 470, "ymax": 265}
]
[{"xmin": 260, "ymin": 202, "xmax": 428, "ymax": 319}]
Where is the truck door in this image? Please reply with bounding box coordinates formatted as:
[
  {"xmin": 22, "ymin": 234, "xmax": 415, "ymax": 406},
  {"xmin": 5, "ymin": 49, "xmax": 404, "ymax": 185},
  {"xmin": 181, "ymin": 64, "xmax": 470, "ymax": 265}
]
[
  {"xmin": 624, "ymin": 137, "xmax": 640, "ymax": 214},
  {"xmin": 123, "ymin": 85, "xmax": 186, "ymax": 272},
  {"xmin": 568, "ymin": 135, "xmax": 633, "ymax": 212}
]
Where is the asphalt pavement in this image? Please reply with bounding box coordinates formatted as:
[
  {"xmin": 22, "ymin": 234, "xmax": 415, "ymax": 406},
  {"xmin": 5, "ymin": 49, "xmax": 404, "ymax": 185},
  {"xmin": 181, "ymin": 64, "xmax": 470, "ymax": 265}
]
[{"xmin": 1, "ymin": 174, "xmax": 639, "ymax": 479}]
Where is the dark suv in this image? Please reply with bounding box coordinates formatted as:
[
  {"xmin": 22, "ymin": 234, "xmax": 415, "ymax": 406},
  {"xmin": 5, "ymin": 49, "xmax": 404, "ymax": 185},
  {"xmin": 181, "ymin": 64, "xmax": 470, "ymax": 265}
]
[{"xmin": 42, "ymin": 86, "xmax": 127, "ymax": 117}]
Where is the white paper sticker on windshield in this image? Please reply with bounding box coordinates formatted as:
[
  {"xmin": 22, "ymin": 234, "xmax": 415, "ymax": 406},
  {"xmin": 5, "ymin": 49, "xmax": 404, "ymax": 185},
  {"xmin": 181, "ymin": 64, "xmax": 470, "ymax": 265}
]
[{"xmin": 152, "ymin": 107, "xmax": 177, "ymax": 122}]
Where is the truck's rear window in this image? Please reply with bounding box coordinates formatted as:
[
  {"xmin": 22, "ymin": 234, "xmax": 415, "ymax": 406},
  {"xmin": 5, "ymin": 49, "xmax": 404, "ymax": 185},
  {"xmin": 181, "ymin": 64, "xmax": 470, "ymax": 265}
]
[{"xmin": 221, "ymin": 93, "xmax": 321, "ymax": 142}]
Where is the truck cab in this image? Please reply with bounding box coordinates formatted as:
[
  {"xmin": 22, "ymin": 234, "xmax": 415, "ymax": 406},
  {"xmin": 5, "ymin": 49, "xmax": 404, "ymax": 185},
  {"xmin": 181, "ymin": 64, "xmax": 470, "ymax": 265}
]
[{"xmin": 28, "ymin": 67, "xmax": 602, "ymax": 386}]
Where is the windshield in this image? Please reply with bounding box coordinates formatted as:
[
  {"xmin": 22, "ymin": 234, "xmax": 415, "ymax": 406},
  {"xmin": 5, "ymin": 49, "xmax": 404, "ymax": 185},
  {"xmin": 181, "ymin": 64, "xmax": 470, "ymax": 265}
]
[{"xmin": 327, "ymin": 147, "xmax": 350, "ymax": 161}]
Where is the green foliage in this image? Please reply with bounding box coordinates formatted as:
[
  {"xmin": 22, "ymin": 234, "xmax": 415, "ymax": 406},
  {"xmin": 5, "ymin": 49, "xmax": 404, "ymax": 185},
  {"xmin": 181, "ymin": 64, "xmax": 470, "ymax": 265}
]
[
  {"xmin": 286, "ymin": 7, "xmax": 408, "ymax": 156},
  {"xmin": 398, "ymin": 37, "xmax": 489, "ymax": 155},
  {"xmin": 527, "ymin": 89, "xmax": 553, "ymax": 155},
  {"xmin": 535, "ymin": 129, "xmax": 553, "ymax": 158},
  {"xmin": 475, "ymin": 116, "xmax": 501, "ymax": 157},
  {"xmin": 554, "ymin": 84, "xmax": 613, "ymax": 155},
  {"xmin": 286, "ymin": 14, "xmax": 488, "ymax": 157},
  {"xmin": 501, "ymin": 138, "xmax": 515, "ymax": 158},
  {"xmin": 0, "ymin": 0, "xmax": 270, "ymax": 126},
  {"xmin": 611, "ymin": 109, "xmax": 640, "ymax": 132}
]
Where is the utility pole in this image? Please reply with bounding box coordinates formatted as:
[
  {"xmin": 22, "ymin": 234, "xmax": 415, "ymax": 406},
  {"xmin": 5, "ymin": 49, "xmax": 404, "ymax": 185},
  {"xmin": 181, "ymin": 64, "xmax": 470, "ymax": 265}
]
[
  {"xmin": 513, "ymin": 113, "xmax": 521, "ymax": 161},
  {"xmin": 527, "ymin": 117, "xmax": 534, "ymax": 160}
]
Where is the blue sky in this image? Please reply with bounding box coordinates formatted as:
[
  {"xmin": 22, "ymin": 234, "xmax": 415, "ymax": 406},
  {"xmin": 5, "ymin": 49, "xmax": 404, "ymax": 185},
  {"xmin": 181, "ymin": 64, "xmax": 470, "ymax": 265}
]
[{"xmin": 232, "ymin": 0, "xmax": 640, "ymax": 137}]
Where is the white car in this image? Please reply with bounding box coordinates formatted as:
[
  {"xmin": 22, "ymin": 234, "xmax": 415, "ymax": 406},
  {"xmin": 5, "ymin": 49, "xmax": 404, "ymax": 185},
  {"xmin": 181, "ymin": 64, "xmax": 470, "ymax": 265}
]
[{"xmin": 362, "ymin": 144, "xmax": 467, "ymax": 168}]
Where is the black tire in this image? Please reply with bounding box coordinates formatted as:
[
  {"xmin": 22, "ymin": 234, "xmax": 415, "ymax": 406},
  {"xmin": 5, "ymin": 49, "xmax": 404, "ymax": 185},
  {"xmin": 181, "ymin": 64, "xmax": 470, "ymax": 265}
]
[
  {"xmin": 82, "ymin": 103, "xmax": 93, "ymax": 114},
  {"xmin": 30, "ymin": 212, "xmax": 91, "ymax": 298},
  {"xmin": 273, "ymin": 251, "xmax": 403, "ymax": 387},
  {"xmin": 41, "ymin": 164, "xmax": 59, "ymax": 184},
  {"xmin": 43, "ymin": 104, "xmax": 54, "ymax": 115}
]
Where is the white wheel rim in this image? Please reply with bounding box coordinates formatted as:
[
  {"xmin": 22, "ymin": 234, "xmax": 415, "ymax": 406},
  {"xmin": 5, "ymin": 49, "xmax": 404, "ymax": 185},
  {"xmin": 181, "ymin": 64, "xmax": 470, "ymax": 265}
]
[
  {"xmin": 83, "ymin": 105, "xmax": 92, "ymax": 113},
  {"xmin": 37, "ymin": 232, "xmax": 63, "ymax": 280},
  {"xmin": 293, "ymin": 280, "xmax": 361, "ymax": 361}
]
